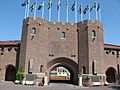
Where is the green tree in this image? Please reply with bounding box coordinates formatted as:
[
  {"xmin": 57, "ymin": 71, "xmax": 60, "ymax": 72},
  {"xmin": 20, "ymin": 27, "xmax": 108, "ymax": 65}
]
[{"xmin": 16, "ymin": 65, "xmax": 23, "ymax": 82}]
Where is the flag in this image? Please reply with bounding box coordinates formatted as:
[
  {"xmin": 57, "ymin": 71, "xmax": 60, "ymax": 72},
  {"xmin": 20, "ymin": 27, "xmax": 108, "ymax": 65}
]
[
  {"xmin": 48, "ymin": 0, "xmax": 52, "ymax": 9},
  {"xmin": 83, "ymin": 5, "xmax": 89, "ymax": 14},
  {"xmin": 90, "ymin": 3, "xmax": 96, "ymax": 12},
  {"xmin": 71, "ymin": 0, "xmax": 75, "ymax": 11},
  {"xmin": 97, "ymin": 3, "xmax": 100, "ymax": 11},
  {"xmin": 21, "ymin": 0, "xmax": 28, "ymax": 7},
  {"xmin": 66, "ymin": 0, "xmax": 68, "ymax": 8},
  {"xmin": 57, "ymin": 0, "xmax": 60, "ymax": 10},
  {"xmin": 30, "ymin": 2, "xmax": 36, "ymax": 12},
  {"xmin": 38, "ymin": 3, "xmax": 44, "ymax": 10},
  {"xmin": 78, "ymin": 4, "xmax": 82, "ymax": 14}
]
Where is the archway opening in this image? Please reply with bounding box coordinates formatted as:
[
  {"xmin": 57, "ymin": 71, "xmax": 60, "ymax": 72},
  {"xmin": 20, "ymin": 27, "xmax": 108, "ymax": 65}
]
[
  {"xmin": 49, "ymin": 65, "xmax": 73, "ymax": 84},
  {"xmin": 5, "ymin": 65, "xmax": 16, "ymax": 82},
  {"xmin": 106, "ymin": 67, "xmax": 116, "ymax": 83},
  {"xmin": 47, "ymin": 57, "xmax": 78, "ymax": 85}
]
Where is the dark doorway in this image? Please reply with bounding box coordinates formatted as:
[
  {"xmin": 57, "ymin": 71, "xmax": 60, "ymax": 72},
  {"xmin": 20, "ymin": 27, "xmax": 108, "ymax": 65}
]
[
  {"xmin": 5, "ymin": 65, "xmax": 16, "ymax": 82},
  {"xmin": 106, "ymin": 67, "xmax": 116, "ymax": 83}
]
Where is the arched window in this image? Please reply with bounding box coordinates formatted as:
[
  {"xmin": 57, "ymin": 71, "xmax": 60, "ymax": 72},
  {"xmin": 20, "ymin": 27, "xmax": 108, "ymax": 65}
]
[
  {"xmin": 61, "ymin": 32, "xmax": 65, "ymax": 39},
  {"xmin": 92, "ymin": 30, "xmax": 96, "ymax": 39},
  {"xmin": 28, "ymin": 59, "xmax": 33, "ymax": 74},
  {"xmin": 117, "ymin": 64, "xmax": 119, "ymax": 74},
  {"xmin": 92, "ymin": 61, "xmax": 97, "ymax": 75},
  {"xmin": 31, "ymin": 28, "xmax": 36, "ymax": 35},
  {"xmin": 92, "ymin": 61, "xmax": 95, "ymax": 75},
  {"xmin": 106, "ymin": 51, "xmax": 109, "ymax": 54},
  {"xmin": 82, "ymin": 66, "xmax": 86, "ymax": 74},
  {"xmin": 117, "ymin": 51, "xmax": 119, "ymax": 58},
  {"xmin": 40, "ymin": 65, "xmax": 44, "ymax": 73}
]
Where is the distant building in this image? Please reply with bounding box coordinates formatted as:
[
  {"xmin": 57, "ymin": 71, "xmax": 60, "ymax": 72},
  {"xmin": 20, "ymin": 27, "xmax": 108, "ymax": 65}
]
[
  {"xmin": 50, "ymin": 67, "xmax": 70, "ymax": 80},
  {"xmin": 0, "ymin": 17, "xmax": 120, "ymax": 85}
]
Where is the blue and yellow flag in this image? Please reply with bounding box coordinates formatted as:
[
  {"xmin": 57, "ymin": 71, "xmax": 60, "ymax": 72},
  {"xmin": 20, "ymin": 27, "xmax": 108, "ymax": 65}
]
[
  {"xmin": 71, "ymin": 0, "xmax": 75, "ymax": 11},
  {"xmin": 97, "ymin": 3, "xmax": 100, "ymax": 11},
  {"xmin": 48, "ymin": 0, "xmax": 52, "ymax": 9},
  {"xmin": 21, "ymin": 0, "xmax": 28, "ymax": 7},
  {"xmin": 30, "ymin": 2, "xmax": 36, "ymax": 12},
  {"xmin": 83, "ymin": 5, "xmax": 89, "ymax": 14},
  {"xmin": 90, "ymin": 3, "xmax": 96, "ymax": 12},
  {"xmin": 57, "ymin": 0, "xmax": 60, "ymax": 10},
  {"xmin": 66, "ymin": 0, "xmax": 68, "ymax": 8},
  {"xmin": 38, "ymin": 3, "xmax": 44, "ymax": 10},
  {"xmin": 78, "ymin": 4, "xmax": 82, "ymax": 14}
]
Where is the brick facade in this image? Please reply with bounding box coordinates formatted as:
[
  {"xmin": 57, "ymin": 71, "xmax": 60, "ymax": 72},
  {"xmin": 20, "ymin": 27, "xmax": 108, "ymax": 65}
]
[{"xmin": 0, "ymin": 17, "xmax": 120, "ymax": 84}]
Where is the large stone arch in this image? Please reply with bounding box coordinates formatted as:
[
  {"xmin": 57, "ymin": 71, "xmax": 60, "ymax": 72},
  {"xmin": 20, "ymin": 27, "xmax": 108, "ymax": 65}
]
[
  {"xmin": 47, "ymin": 57, "xmax": 78, "ymax": 84},
  {"xmin": 5, "ymin": 64, "xmax": 16, "ymax": 82},
  {"xmin": 106, "ymin": 67, "xmax": 117, "ymax": 83}
]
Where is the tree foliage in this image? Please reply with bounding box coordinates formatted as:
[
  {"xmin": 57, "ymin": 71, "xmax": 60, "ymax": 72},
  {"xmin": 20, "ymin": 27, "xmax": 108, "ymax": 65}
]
[{"xmin": 16, "ymin": 65, "xmax": 23, "ymax": 81}]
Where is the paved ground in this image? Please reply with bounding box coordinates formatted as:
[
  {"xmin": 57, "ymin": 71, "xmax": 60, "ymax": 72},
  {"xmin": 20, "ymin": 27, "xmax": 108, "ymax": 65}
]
[{"xmin": 0, "ymin": 81, "xmax": 120, "ymax": 90}]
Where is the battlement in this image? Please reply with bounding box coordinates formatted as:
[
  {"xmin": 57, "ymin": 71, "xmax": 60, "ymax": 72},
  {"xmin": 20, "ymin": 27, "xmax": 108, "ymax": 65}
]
[{"xmin": 23, "ymin": 17, "xmax": 102, "ymax": 30}]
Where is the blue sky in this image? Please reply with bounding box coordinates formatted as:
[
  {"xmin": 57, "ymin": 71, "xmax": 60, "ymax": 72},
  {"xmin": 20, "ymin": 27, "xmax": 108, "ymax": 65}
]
[{"xmin": 0, "ymin": 0, "xmax": 120, "ymax": 45}]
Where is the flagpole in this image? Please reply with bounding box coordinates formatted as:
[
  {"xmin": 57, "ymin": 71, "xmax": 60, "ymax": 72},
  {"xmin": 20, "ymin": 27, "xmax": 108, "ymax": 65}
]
[
  {"xmin": 42, "ymin": 0, "xmax": 45, "ymax": 18},
  {"xmin": 75, "ymin": 0, "xmax": 77, "ymax": 22},
  {"xmin": 95, "ymin": 2, "xmax": 98, "ymax": 20},
  {"xmin": 49, "ymin": 0, "xmax": 52, "ymax": 21},
  {"xmin": 66, "ymin": 0, "xmax": 69, "ymax": 22},
  {"xmin": 24, "ymin": 3, "xmax": 27, "ymax": 19},
  {"xmin": 58, "ymin": 0, "xmax": 60, "ymax": 22},
  {"xmin": 80, "ymin": 3, "xmax": 83, "ymax": 21},
  {"xmin": 27, "ymin": 0, "xmax": 30, "ymax": 18},
  {"xmin": 88, "ymin": 4, "xmax": 90, "ymax": 20},
  {"xmin": 99, "ymin": 4, "xmax": 101, "ymax": 22},
  {"xmin": 33, "ymin": 2, "xmax": 37, "ymax": 20}
]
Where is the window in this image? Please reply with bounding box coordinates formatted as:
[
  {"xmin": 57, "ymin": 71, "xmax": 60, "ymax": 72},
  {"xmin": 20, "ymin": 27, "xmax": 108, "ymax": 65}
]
[
  {"xmin": 61, "ymin": 32, "xmax": 65, "ymax": 39},
  {"xmin": 1, "ymin": 47, "xmax": 4, "ymax": 52},
  {"xmin": 92, "ymin": 30, "xmax": 96, "ymax": 39},
  {"xmin": 82, "ymin": 66, "xmax": 86, "ymax": 74},
  {"xmin": 117, "ymin": 64, "xmax": 120, "ymax": 74},
  {"xmin": 92, "ymin": 61, "xmax": 97, "ymax": 75},
  {"xmin": 40, "ymin": 65, "xmax": 44, "ymax": 73},
  {"xmin": 8, "ymin": 47, "xmax": 12, "ymax": 52},
  {"xmin": 31, "ymin": 28, "xmax": 36, "ymax": 36},
  {"xmin": 106, "ymin": 51, "xmax": 109, "ymax": 54},
  {"xmin": 112, "ymin": 51, "xmax": 115, "ymax": 55},
  {"xmin": 117, "ymin": 51, "xmax": 119, "ymax": 58},
  {"xmin": 28, "ymin": 59, "xmax": 33, "ymax": 74},
  {"xmin": 92, "ymin": 61, "xmax": 95, "ymax": 75}
]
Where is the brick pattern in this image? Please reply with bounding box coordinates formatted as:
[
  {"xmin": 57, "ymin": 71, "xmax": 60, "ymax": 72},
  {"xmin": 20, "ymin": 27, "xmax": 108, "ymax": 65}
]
[
  {"xmin": 0, "ymin": 42, "xmax": 20, "ymax": 80},
  {"xmin": 0, "ymin": 17, "xmax": 120, "ymax": 83}
]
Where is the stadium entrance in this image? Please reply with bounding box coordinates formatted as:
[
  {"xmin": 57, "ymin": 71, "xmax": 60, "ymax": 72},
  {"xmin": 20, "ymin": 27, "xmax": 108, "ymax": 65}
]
[
  {"xmin": 47, "ymin": 57, "xmax": 78, "ymax": 84},
  {"xmin": 50, "ymin": 66, "xmax": 71, "ymax": 83}
]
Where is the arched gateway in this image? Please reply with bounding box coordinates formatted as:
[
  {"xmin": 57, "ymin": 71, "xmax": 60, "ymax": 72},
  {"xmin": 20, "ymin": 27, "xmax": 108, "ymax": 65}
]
[{"xmin": 47, "ymin": 57, "xmax": 78, "ymax": 84}]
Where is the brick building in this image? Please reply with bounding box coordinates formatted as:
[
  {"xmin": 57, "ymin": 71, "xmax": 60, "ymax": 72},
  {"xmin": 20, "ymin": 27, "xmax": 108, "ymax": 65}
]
[{"xmin": 0, "ymin": 17, "xmax": 120, "ymax": 85}]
